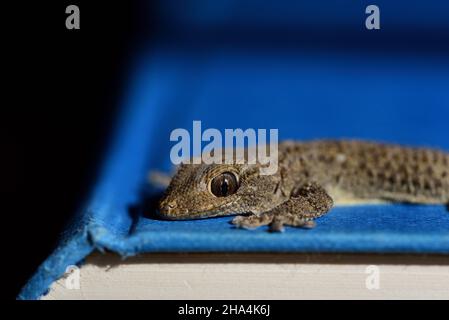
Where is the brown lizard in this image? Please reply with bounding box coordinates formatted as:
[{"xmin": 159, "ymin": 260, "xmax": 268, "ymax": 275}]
[{"xmin": 156, "ymin": 140, "xmax": 449, "ymax": 232}]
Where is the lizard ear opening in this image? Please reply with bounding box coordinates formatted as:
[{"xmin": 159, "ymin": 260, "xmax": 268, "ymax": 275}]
[{"xmin": 209, "ymin": 172, "xmax": 239, "ymax": 197}]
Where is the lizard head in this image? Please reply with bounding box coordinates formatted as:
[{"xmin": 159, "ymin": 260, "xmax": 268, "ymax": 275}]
[{"xmin": 158, "ymin": 162, "xmax": 284, "ymax": 220}]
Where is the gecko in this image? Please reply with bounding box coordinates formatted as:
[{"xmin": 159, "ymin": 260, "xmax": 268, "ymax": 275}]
[{"xmin": 156, "ymin": 140, "xmax": 449, "ymax": 232}]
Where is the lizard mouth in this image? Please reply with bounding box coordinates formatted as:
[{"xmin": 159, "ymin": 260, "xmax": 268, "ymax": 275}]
[
  {"xmin": 157, "ymin": 196, "xmax": 241, "ymax": 220},
  {"xmin": 156, "ymin": 209, "xmax": 231, "ymax": 220}
]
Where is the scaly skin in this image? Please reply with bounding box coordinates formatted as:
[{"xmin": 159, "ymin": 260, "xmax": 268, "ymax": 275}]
[{"xmin": 157, "ymin": 140, "xmax": 449, "ymax": 232}]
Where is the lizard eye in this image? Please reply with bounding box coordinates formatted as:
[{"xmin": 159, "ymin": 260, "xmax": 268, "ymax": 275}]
[{"xmin": 210, "ymin": 172, "xmax": 239, "ymax": 197}]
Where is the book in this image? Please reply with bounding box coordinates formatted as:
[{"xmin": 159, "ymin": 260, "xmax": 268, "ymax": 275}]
[
  {"xmin": 42, "ymin": 252, "xmax": 449, "ymax": 300},
  {"xmin": 18, "ymin": 1, "xmax": 449, "ymax": 299}
]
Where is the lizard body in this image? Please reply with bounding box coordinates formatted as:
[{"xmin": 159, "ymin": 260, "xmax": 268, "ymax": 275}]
[{"xmin": 158, "ymin": 140, "xmax": 449, "ymax": 232}]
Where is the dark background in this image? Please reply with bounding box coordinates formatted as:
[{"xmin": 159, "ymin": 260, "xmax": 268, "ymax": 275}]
[{"xmin": 5, "ymin": 1, "xmax": 148, "ymax": 299}]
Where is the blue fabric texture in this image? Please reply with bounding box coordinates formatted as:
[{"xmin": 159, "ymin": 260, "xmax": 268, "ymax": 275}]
[{"xmin": 19, "ymin": 1, "xmax": 449, "ymax": 299}]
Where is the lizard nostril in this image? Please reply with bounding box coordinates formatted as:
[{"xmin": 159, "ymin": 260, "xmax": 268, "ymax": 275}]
[
  {"xmin": 161, "ymin": 200, "xmax": 177, "ymax": 214},
  {"xmin": 167, "ymin": 201, "xmax": 177, "ymax": 209}
]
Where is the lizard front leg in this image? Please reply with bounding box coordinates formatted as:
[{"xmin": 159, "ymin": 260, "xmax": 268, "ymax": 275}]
[{"xmin": 232, "ymin": 182, "xmax": 333, "ymax": 232}]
